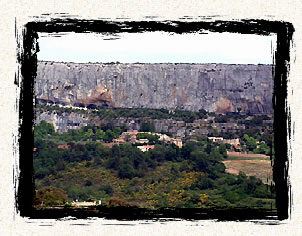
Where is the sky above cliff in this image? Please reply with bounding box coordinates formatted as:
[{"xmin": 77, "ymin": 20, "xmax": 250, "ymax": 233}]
[{"xmin": 37, "ymin": 31, "xmax": 277, "ymax": 64}]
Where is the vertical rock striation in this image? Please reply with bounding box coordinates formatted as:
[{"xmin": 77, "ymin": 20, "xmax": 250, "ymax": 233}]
[{"xmin": 35, "ymin": 61, "xmax": 273, "ymax": 114}]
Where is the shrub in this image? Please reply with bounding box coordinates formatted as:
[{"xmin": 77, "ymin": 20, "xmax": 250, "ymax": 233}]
[{"xmin": 35, "ymin": 186, "xmax": 67, "ymax": 206}]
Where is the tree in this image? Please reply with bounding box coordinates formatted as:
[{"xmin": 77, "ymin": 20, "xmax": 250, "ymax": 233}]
[
  {"xmin": 96, "ymin": 129, "xmax": 106, "ymax": 140},
  {"xmin": 104, "ymin": 129, "xmax": 114, "ymax": 142},
  {"xmin": 198, "ymin": 108, "xmax": 208, "ymax": 118},
  {"xmin": 150, "ymin": 145, "xmax": 166, "ymax": 162},
  {"xmin": 181, "ymin": 142, "xmax": 196, "ymax": 159},
  {"xmin": 118, "ymin": 163, "xmax": 136, "ymax": 179},
  {"xmin": 35, "ymin": 186, "xmax": 67, "ymax": 206},
  {"xmin": 99, "ymin": 185, "xmax": 113, "ymax": 196},
  {"xmin": 107, "ymin": 145, "xmax": 120, "ymax": 169},
  {"xmin": 54, "ymin": 159, "xmax": 66, "ymax": 171},
  {"xmin": 255, "ymin": 142, "xmax": 270, "ymax": 155},
  {"xmin": 165, "ymin": 145, "xmax": 177, "ymax": 161},
  {"xmin": 85, "ymin": 180, "xmax": 93, "ymax": 186},
  {"xmin": 218, "ymin": 144, "xmax": 227, "ymax": 158},
  {"xmin": 192, "ymin": 151, "xmax": 209, "ymax": 172},
  {"xmin": 215, "ymin": 115, "xmax": 228, "ymax": 123},
  {"xmin": 246, "ymin": 137, "xmax": 257, "ymax": 152},
  {"xmin": 84, "ymin": 129, "xmax": 94, "ymax": 140},
  {"xmin": 125, "ymin": 134, "xmax": 131, "ymax": 142},
  {"xmin": 136, "ymin": 133, "xmax": 159, "ymax": 143},
  {"xmin": 34, "ymin": 120, "xmax": 55, "ymax": 138},
  {"xmin": 261, "ymin": 131, "xmax": 273, "ymax": 148},
  {"xmin": 242, "ymin": 134, "xmax": 257, "ymax": 152},
  {"xmin": 140, "ymin": 122, "xmax": 155, "ymax": 132},
  {"xmin": 113, "ymin": 127, "xmax": 122, "ymax": 138},
  {"xmin": 103, "ymin": 122, "xmax": 114, "ymax": 132},
  {"xmin": 213, "ymin": 129, "xmax": 219, "ymax": 136}
]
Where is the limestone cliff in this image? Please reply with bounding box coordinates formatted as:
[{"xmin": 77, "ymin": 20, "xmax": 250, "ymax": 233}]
[{"xmin": 35, "ymin": 61, "xmax": 273, "ymax": 114}]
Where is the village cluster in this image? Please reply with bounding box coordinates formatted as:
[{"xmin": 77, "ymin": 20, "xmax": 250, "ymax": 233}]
[{"xmin": 53, "ymin": 129, "xmax": 259, "ymax": 155}]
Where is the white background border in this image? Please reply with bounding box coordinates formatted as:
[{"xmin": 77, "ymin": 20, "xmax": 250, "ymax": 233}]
[{"xmin": 1, "ymin": 1, "xmax": 302, "ymax": 235}]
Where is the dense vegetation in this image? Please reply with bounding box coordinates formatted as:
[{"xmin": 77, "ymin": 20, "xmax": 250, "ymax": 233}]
[
  {"xmin": 34, "ymin": 121, "xmax": 275, "ymax": 209},
  {"xmin": 36, "ymin": 104, "xmax": 273, "ymax": 148},
  {"xmin": 34, "ymin": 120, "xmax": 124, "ymax": 144},
  {"xmin": 36, "ymin": 103, "xmax": 273, "ymax": 124},
  {"xmin": 36, "ymin": 104, "xmax": 209, "ymax": 123}
]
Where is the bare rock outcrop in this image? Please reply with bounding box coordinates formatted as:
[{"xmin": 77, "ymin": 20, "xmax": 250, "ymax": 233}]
[{"xmin": 35, "ymin": 61, "xmax": 273, "ymax": 114}]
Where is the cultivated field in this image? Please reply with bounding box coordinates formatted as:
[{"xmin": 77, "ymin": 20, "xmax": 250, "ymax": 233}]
[{"xmin": 222, "ymin": 159, "xmax": 273, "ymax": 184}]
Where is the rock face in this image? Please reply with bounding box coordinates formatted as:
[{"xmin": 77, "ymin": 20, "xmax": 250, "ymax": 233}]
[
  {"xmin": 35, "ymin": 110, "xmax": 89, "ymax": 133},
  {"xmin": 35, "ymin": 110, "xmax": 247, "ymax": 137},
  {"xmin": 35, "ymin": 61, "xmax": 273, "ymax": 114}
]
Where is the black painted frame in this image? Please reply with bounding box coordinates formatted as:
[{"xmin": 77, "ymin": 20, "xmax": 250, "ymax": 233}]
[{"xmin": 16, "ymin": 19, "xmax": 294, "ymax": 220}]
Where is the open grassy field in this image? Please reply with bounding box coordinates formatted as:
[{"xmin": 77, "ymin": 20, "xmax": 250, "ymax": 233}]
[
  {"xmin": 226, "ymin": 155, "xmax": 271, "ymax": 161},
  {"xmin": 222, "ymin": 159, "xmax": 273, "ymax": 184}
]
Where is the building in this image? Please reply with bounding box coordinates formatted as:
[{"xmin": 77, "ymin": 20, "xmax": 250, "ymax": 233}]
[
  {"xmin": 157, "ymin": 133, "xmax": 171, "ymax": 142},
  {"xmin": 71, "ymin": 200, "xmax": 101, "ymax": 207},
  {"xmin": 112, "ymin": 138, "xmax": 126, "ymax": 144},
  {"xmin": 57, "ymin": 144, "xmax": 70, "ymax": 149},
  {"xmin": 208, "ymin": 137, "xmax": 224, "ymax": 142},
  {"xmin": 120, "ymin": 130, "xmax": 139, "ymax": 143},
  {"xmin": 121, "ymin": 130, "xmax": 139, "ymax": 138},
  {"xmin": 136, "ymin": 139, "xmax": 149, "ymax": 144},
  {"xmin": 116, "ymin": 130, "xmax": 183, "ymax": 148},
  {"xmin": 170, "ymin": 138, "xmax": 183, "ymax": 148},
  {"xmin": 222, "ymin": 138, "xmax": 240, "ymax": 146},
  {"xmin": 233, "ymin": 144, "xmax": 241, "ymax": 150},
  {"xmin": 137, "ymin": 145, "xmax": 155, "ymax": 152}
]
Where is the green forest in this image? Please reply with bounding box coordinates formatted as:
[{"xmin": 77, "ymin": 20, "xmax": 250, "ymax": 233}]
[
  {"xmin": 36, "ymin": 103, "xmax": 272, "ymax": 125},
  {"xmin": 34, "ymin": 121, "xmax": 275, "ymax": 210}
]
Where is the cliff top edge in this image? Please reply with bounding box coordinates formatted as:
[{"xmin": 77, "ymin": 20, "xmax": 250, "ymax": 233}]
[{"xmin": 37, "ymin": 60, "xmax": 274, "ymax": 66}]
